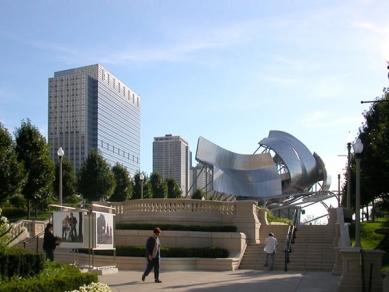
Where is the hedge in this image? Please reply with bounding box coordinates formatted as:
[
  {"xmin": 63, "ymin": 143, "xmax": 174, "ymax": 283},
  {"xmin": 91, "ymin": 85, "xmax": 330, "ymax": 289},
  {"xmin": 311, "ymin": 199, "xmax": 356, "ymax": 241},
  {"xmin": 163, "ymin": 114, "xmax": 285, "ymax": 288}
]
[
  {"xmin": 115, "ymin": 223, "xmax": 237, "ymax": 232},
  {"xmin": 78, "ymin": 245, "xmax": 229, "ymax": 258},
  {"xmin": 0, "ymin": 208, "xmax": 27, "ymax": 220},
  {"xmin": 0, "ymin": 248, "xmax": 44, "ymax": 280}
]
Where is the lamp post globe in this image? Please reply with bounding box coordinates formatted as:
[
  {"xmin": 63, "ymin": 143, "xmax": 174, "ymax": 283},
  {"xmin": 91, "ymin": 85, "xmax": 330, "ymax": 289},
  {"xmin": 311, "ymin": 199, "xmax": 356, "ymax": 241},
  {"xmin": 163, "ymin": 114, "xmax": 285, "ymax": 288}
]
[
  {"xmin": 139, "ymin": 173, "xmax": 144, "ymax": 200},
  {"xmin": 57, "ymin": 147, "xmax": 65, "ymax": 207}
]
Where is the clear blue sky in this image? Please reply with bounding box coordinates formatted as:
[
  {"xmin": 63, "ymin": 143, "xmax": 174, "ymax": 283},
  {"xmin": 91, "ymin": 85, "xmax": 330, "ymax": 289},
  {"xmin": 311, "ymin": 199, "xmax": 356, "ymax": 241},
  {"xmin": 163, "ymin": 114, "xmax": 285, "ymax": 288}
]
[{"xmin": 1, "ymin": 1, "xmax": 388, "ymax": 218}]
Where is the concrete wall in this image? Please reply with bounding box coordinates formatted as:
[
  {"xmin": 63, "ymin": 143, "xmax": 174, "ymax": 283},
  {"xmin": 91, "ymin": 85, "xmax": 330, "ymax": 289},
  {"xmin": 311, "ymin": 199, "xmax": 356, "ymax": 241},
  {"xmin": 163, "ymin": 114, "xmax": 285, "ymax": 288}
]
[{"xmin": 55, "ymin": 252, "xmax": 241, "ymax": 271}]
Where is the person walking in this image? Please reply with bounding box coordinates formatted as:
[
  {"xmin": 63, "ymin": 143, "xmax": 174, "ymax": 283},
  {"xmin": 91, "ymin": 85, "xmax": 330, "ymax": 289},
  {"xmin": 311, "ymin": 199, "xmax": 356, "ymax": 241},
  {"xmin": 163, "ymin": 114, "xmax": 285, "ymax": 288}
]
[
  {"xmin": 263, "ymin": 232, "xmax": 278, "ymax": 270},
  {"xmin": 43, "ymin": 223, "xmax": 59, "ymax": 261},
  {"xmin": 142, "ymin": 227, "xmax": 162, "ymax": 283}
]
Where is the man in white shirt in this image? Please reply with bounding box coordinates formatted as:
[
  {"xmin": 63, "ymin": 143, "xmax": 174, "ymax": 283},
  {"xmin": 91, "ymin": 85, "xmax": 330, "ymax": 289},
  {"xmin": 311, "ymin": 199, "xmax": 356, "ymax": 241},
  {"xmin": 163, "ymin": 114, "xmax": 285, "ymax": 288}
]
[{"xmin": 264, "ymin": 232, "xmax": 278, "ymax": 270}]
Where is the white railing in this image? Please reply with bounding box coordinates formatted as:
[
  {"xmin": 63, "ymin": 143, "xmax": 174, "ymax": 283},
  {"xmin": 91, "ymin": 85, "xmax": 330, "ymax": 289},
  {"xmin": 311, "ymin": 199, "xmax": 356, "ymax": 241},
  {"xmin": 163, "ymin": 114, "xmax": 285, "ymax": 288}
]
[
  {"xmin": 107, "ymin": 199, "xmax": 236, "ymax": 215},
  {"xmin": 7, "ymin": 220, "xmax": 31, "ymax": 246}
]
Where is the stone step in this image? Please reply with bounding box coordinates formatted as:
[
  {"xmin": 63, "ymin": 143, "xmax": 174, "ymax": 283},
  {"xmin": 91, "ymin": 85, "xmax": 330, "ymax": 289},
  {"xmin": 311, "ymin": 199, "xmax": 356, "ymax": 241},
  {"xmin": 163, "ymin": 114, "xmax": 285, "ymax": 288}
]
[{"xmin": 240, "ymin": 225, "xmax": 336, "ymax": 271}]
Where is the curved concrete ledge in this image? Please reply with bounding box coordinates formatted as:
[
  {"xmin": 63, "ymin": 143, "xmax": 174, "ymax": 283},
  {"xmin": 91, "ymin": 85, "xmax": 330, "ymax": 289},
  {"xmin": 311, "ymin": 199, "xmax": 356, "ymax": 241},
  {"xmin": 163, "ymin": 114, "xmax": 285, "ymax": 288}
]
[
  {"xmin": 55, "ymin": 252, "xmax": 243, "ymax": 271},
  {"xmin": 54, "ymin": 230, "xmax": 247, "ymax": 271}
]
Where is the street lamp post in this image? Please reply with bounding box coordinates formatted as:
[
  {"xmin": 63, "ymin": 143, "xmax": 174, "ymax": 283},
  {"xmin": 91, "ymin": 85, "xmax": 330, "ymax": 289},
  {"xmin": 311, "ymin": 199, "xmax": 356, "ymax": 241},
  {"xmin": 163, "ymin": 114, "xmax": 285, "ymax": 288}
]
[
  {"xmin": 57, "ymin": 147, "xmax": 65, "ymax": 207},
  {"xmin": 139, "ymin": 173, "xmax": 144, "ymax": 200},
  {"xmin": 346, "ymin": 132, "xmax": 353, "ymax": 209},
  {"xmin": 337, "ymin": 173, "xmax": 341, "ymax": 207},
  {"xmin": 353, "ymin": 138, "xmax": 364, "ymax": 248},
  {"xmin": 386, "ymin": 61, "xmax": 389, "ymax": 80}
]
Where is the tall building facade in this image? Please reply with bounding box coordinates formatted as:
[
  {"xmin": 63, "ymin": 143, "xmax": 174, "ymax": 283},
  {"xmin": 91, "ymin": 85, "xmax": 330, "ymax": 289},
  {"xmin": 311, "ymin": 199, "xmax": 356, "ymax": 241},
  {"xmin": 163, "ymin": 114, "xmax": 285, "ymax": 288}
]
[
  {"xmin": 153, "ymin": 134, "xmax": 190, "ymax": 195},
  {"xmin": 48, "ymin": 64, "xmax": 140, "ymax": 174}
]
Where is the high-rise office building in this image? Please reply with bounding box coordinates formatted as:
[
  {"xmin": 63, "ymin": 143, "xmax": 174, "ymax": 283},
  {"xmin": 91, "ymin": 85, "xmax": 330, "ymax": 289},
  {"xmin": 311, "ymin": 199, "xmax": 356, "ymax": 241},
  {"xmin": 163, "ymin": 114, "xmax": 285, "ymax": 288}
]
[
  {"xmin": 153, "ymin": 134, "xmax": 190, "ymax": 195},
  {"xmin": 48, "ymin": 64, "xmax": 140, "ymax": 174}
]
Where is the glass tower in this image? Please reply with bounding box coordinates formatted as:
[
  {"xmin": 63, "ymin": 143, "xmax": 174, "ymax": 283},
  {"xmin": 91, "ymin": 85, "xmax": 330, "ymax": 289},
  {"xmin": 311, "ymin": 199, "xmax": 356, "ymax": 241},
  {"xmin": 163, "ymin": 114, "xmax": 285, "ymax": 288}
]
[{"xmin": 48, "ymin": 64, "xmax": 140, "ymax": 175}]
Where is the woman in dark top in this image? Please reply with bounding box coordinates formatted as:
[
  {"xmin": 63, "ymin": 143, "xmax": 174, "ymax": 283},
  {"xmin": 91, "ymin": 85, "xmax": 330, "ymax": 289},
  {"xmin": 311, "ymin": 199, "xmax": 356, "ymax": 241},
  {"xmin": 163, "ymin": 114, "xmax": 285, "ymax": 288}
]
[{"xmin": 43, "ymin": 223, "xmax": 59, "ymax": 261}]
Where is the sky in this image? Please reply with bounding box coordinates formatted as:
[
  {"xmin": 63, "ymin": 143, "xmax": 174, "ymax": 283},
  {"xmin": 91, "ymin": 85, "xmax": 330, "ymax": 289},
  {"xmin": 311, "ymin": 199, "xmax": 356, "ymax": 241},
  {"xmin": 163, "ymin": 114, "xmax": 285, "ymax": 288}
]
[{"xmin": 1, "ymin": 1, "xmax": 389, "ymax": 220}]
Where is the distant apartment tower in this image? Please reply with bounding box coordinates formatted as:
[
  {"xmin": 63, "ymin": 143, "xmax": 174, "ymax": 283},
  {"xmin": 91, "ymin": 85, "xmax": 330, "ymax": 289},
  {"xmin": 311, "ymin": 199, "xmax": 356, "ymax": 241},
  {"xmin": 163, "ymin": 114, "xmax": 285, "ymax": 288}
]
[
  {"xmin": 48, "ymin": 64, "xmax": 141, "ymax": 174},
  {"xmin": 153, "ymin": 134, "xmax": 190, "ymax": 195}
]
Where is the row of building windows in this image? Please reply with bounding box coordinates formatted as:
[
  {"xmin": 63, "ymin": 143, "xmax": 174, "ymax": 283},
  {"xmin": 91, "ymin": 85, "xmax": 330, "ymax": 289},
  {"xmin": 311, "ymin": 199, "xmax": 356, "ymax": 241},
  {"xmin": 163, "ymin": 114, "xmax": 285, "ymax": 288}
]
[
  {"xmin": 101, "ymin": 69, "xmax": 140, "ymax": 106},
  {"xmin": 100, "ymin": 140, "xmax": 139, "ymax": 163}
]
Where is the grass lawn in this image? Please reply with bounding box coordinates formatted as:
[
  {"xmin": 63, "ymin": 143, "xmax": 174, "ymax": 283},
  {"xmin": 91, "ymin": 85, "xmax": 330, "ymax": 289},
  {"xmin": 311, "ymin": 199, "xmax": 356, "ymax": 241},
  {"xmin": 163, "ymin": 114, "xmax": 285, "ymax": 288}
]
[{"xmin": 350, "ymin": 218, "xmax": 389, "ymax": 271}]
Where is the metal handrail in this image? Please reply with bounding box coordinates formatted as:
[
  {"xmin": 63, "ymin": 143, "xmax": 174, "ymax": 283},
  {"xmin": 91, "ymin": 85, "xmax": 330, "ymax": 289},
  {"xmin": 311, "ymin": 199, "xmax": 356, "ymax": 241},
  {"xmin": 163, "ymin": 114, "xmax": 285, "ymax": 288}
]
[
  {"xmin": 284, "ymin": 209, "xmax": 299, "ymax": 271},
  {"xmin": 23, "ymin": 230, "xmax": 45, "ymax": 253}
]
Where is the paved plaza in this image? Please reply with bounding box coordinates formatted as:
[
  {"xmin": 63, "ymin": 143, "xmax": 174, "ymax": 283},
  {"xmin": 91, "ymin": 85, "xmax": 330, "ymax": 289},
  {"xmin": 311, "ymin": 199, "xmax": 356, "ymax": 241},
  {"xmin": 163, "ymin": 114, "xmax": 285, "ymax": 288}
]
[{"xmin": 99, "ymin": 269, "xmax": 340, "ymax": 292}]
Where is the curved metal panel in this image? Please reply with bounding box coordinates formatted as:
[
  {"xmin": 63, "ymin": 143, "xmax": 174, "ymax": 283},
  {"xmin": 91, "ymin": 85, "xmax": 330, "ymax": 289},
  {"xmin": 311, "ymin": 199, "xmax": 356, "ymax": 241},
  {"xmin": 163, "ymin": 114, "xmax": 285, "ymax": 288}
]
[
  {"xmin": 259, "ymin": 131, "xmax": 319, "ymax": 193},
  {"xmin": 195, "ymin": 131, "xmax": 330, "ymax": 199},
  {"xmin": 196, "ymin": 136, "xmax": 275, "ymax": 170},
  {"xmin": 196, "ymin": 136, "xmax": 282, "ymax": 198},
  {"xmin": 313, "ymin": 152, "xmax": 331, "ymax": 191},
  {"xmin": 213, "ymin": 167, "xmax": 282, "ymax": 197}
]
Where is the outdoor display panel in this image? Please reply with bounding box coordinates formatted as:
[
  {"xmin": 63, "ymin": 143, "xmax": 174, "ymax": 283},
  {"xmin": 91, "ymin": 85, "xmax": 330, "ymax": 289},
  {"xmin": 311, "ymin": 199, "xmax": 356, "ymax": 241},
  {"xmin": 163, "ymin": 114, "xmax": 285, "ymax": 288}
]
[
  {"xmin": 53, "ymin": 211, "xmax": 89, "ymax": 249},
  {"xmin": 94, "ymin": 211, "xmax": 114, "ymax": 250},
  {"xmin": 52, "ymin": 210, "xmax": 114, "ymax": 250}
]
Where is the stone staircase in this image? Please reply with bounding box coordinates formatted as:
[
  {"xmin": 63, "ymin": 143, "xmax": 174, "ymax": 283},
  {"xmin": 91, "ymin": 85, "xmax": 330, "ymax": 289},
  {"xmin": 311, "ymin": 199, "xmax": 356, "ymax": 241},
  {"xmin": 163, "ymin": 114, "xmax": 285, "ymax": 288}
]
[
  {"xmin": 239, "ymin": 224, "xmax": 336, "ymax": 271},
  {"xmin": 15, "ymin": 237, "xmax": 44, "ymax": 253}
]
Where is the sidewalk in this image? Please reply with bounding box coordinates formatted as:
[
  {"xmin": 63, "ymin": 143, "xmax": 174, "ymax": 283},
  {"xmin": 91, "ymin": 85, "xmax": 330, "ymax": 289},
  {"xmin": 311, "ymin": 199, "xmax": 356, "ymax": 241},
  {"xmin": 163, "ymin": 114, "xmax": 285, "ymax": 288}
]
[{"xmin": 99, "ymin": 269, "xmax": 340, "ymax": 292}]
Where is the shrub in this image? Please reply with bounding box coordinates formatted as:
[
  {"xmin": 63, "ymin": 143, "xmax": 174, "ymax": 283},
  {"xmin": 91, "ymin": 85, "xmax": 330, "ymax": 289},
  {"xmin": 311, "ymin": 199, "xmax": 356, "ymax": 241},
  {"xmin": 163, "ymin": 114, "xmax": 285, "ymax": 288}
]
[
  {"xmin": 0, "ymin": 262, "xmax": 98, "ymax": 292},
  {"xmin": 266, "ymin": 209, "xmax": 292, "ymax": 225},
  {"xmin": 1, "ymin": 207, "xmax": 27, "ymax": 219},
  {"xmin": 67, "ymin": 282, "xmax": 111, "ymax": 292}
]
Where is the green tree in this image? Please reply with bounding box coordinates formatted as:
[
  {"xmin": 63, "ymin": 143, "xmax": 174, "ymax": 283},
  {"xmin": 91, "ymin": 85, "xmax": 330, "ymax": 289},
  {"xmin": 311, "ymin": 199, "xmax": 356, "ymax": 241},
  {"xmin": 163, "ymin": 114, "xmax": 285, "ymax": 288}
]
[
  {"xmin": 166, "ymin": 177, "xmax": 182, "ymax": 198},
  {"xmin": 343, "ymin": 88, "xmax": 389, "ymax": 219},
  {"xmin": 358, "ymin": 88, "xmax": 389, "ymax": 217},
  {"xmin": 132, "ymin": 172, "xmax": 151, "ymax": 199},
  {"xmin": 192, "ymin": 189, "xmax": 205, "ymax": 200},
  {"xmin": 7, "ymin": 194, "xmax": 27, "ymax": 209},
  {"xmin": 14, "ymin": 119, "xmax": 55, "ymax": 219},
  {"xmin": 53, "ymin": 157, "xmax": 78, "ymax": 205},
  {"xmin": 110, "ymin": 163, "xmax": 132, "ymax": 202},
  {"xmin": 149, "ymin": 172, "xmax": 167, "ymax": 198},
  {"xmin": 77, "ymin": 149, "xmax": 116, "ymax": 203},
  {"xmin": 0, "ymin": 123, "xmax": 25, "ymax": 205}
]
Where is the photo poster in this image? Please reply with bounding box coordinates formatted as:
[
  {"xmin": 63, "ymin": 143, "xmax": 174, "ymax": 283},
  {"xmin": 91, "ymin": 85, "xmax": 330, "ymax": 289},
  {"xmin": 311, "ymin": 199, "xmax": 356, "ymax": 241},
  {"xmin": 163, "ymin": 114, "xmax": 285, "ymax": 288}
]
[
  {"xmin": 53, "ymin": 211, "xmax": 85, "ymax": 249},
  {"xmin": 94, "ymin": 211, "xmax": 114, "ymax": 249}
]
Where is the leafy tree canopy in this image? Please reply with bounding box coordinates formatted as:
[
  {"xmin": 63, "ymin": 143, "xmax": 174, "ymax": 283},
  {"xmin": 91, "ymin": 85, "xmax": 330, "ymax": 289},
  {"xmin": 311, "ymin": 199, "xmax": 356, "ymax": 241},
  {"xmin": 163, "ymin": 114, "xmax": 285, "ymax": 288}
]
[
  {"xmin": 77, "ymin": 149, "xmax": 116, "ymax": 203},
  {"xmin": 14, "ymin": 119, "xmax": 55, "ymax": 217},
  {"xmin": 192, "ymin": 189, "xmax": 205, "ymax": 200},
  {"xmin": 166, "ymin": 177, "xmax": 182, "ymax": 198},
  {"xmin": 110, "ymin": 163, "xmax": 132, "ymax": 202},
  {"xmin": 343, "ymin": 88, "xmax": 389, "ymax": 216},
  {"xmin": 149, "ymin": 171, "xmax": 167, "ymax": 199},
  {"xmin": 0, "ymin": 123, "xmax": 25, "ymax": 204},
  {"xmin": 358, "ymin": 88, "xmax": 389, "ymax": 210}
]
